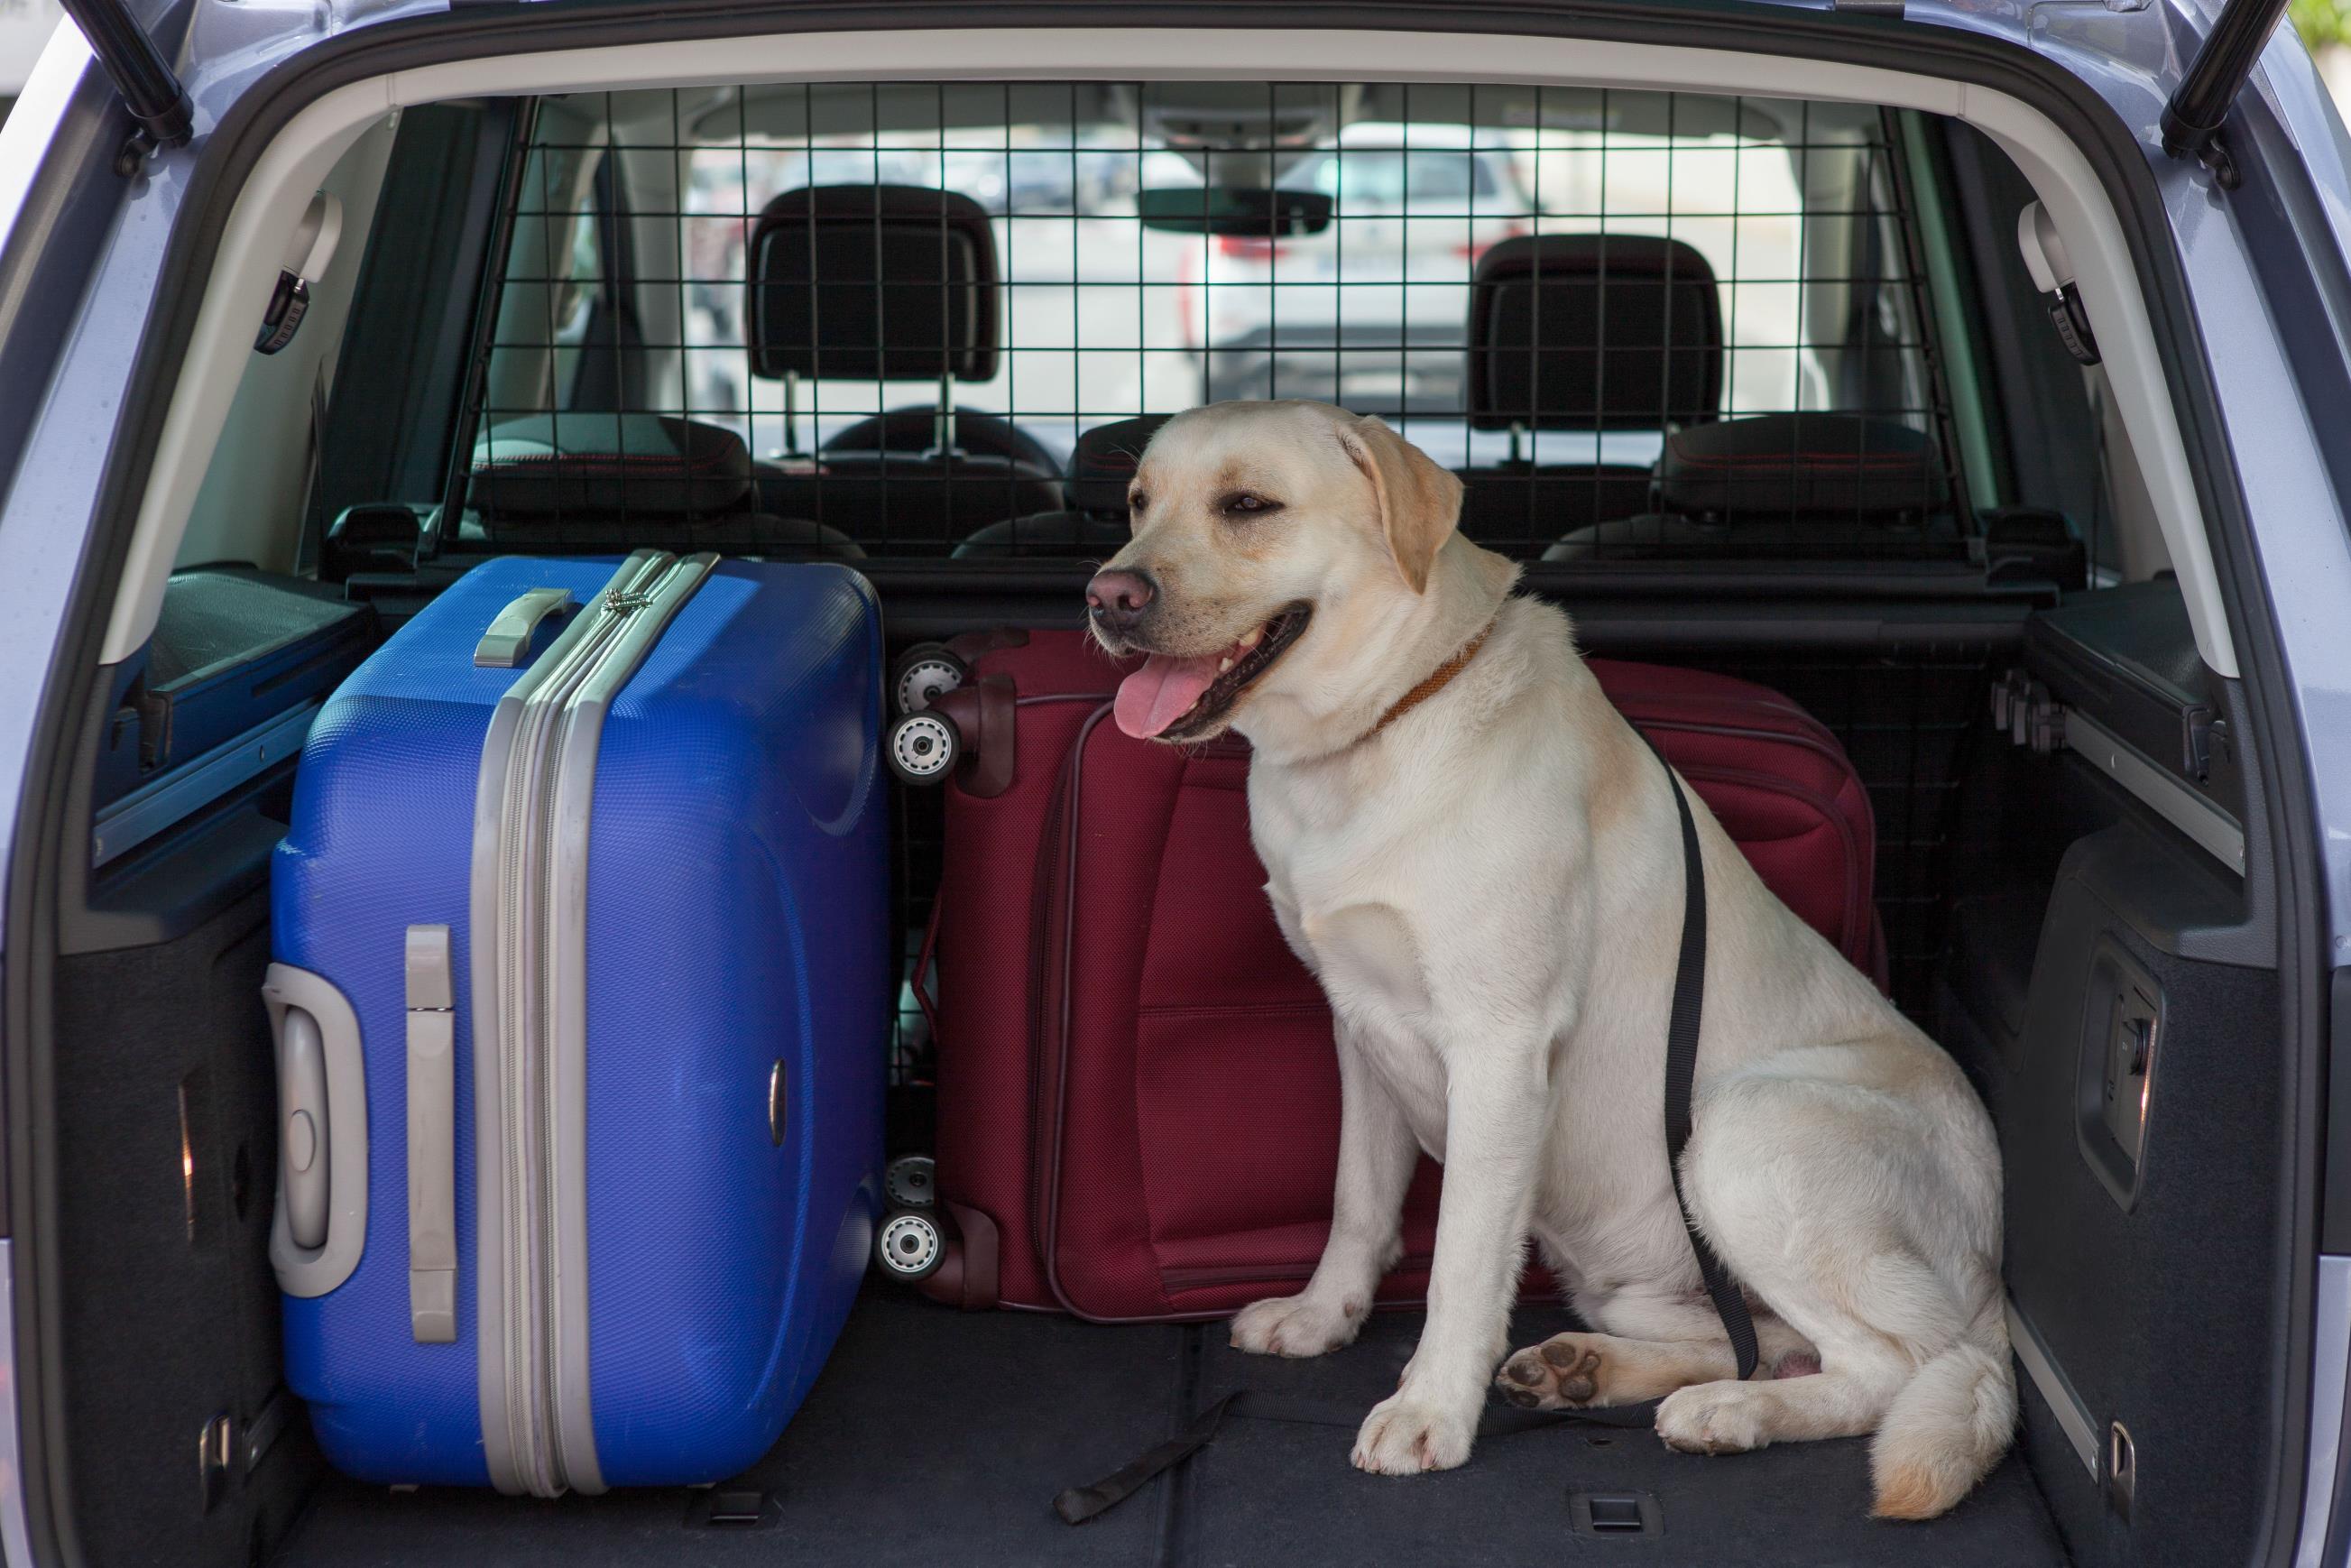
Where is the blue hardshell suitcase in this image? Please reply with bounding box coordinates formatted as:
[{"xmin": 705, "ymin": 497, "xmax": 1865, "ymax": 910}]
[{"xmin": 267, "ymin": 551, "xmax": 888, "ymax": 1492}]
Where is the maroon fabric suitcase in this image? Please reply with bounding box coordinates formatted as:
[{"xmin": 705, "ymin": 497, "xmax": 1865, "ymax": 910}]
[{"xmin": 919, "ymin": 628, "xmax": 1885, "ymax": 1320}]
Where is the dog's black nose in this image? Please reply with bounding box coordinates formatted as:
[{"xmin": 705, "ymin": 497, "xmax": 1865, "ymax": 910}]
[{"xmin": 1086, "ymin": 568, "xmax": 1157, "ymax": 632}]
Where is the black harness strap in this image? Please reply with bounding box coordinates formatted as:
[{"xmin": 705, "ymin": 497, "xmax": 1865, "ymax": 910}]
[
  {"xmin": 1640, "ymin": 729, "xmax": 1761, "ymax": 1385},
  {"xmin": 1054, "ymin": 730, "xmax": 1755, "ymax": 1526}
]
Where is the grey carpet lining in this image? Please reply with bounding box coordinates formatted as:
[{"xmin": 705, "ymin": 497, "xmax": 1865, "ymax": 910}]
[{"xmin": 276, "ymin": 1287, "xmax": 2067, "ymax": 1567}]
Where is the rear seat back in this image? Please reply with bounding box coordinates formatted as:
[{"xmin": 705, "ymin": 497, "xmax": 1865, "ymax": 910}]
[
  {"xmin": 957, "ymin": 415, "xmax": 1165, "ymax": 558},
  {"xmin": 1459, "ymin": 234, "xmax": 1723, "ymax": 549},
  {"xmin": 1544, "ymin": 410, "xmax": 1955, "ymax": 561},
  {"xmin": 744, "ymin": 185, "xmax": 1059, "ymax": 553},
  {"xmin": 468, "ymin": 412, "xmax": 862, "ymax": 556}
]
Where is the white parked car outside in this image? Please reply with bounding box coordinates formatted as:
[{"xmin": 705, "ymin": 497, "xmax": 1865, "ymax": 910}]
[{"xmin": 1176, "ymin": 125, "xmax": 1531, "ymax": 410}]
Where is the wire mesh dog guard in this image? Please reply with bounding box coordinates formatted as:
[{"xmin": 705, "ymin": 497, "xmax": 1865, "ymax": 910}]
[{"xmin": 475, "ymin": 80, "xmax": 1971, "ymax": 567}]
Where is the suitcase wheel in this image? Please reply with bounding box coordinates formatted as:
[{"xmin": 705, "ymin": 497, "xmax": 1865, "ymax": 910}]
[
  {"xmin": 892, "ymin": 644, "xmax": 968, "ymax": 715},
  {"xmin": 884, "ymin": 1153, "xmax": 936, "ymax": 1209},
  {"xmin": 875, "ymin": 1210, "xmax": 945, "ymax": 1282},
  {"xmin": 887, "ymin": 711, "xmax": 960, "ymax": 785}
]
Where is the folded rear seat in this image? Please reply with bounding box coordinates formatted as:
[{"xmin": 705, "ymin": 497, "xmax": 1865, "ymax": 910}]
[
  {"xmin": 1458, "ymin": 234, "xmax": 1723, "ymax": 548},
  {"xmin": 468, "ymin": 412, "xmax": 862, "ymax": 556},
  {"xmin": 1544, "ymin": 410, "xmax": 1955, "ymax": 561},
  {"xmin": 955, "ymin": 414, "xmax": 1164, "ymax": 558}
]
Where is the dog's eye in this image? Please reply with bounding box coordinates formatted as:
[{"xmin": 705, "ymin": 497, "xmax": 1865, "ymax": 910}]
[
  {"xmin": 1129, "ymin": 492, "xmax": 1148, "ymax": 513},
  {"xmin": 1222, "ymin": 493, "xmax": 1280, "ymax": 517}
]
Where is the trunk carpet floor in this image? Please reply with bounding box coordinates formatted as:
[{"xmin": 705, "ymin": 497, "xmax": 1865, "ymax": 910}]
[{"xmin": 276, "ymin": 1287, "xmax": 2068, "ymax": 1567}]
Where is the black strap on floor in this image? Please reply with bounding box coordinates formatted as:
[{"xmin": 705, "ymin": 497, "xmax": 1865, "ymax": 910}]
[
  {"xmin": 1055, "ymin": 731, "xmax": 1755, "ymax": 1526},
  {"xmin": 1639, "ymin": 730, "xmax": 1761, "ymax": 1386},
  {"xmin": 1053, "ymin": 1391, "xmax": 1663, "ymax": 1525},
  {"xmin": 1056, "ymin": 1393, "xmax": 1241, "ymax": 1525}
]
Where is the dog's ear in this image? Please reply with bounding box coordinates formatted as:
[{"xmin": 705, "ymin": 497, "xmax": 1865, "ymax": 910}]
[{"xmin": 1341, "ymin": 414, "xmax": 1464, "ymax": 595}]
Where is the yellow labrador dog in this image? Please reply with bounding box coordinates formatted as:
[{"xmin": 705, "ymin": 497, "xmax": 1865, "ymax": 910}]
[{"xmin": 1083, "ymin": 401, "xmax": 2012, "ymax": 1519}]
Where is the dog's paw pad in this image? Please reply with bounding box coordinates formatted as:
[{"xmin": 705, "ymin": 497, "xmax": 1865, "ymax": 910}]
[{"xmin": 1495, "ymin": 1334, "xmax": 1608, "ymax": 1408}]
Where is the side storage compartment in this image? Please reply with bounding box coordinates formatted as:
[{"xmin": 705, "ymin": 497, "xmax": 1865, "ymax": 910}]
[
  {"xmin": 1939, "ymin": 580, "xmax": 2286, "ymax": 1568},
  {"xmin": 49, "ymin": 890, "xmax": 323, "ymax": 1568}
]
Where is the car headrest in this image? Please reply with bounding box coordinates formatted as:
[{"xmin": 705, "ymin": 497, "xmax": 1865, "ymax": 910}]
[
  {"xmin": 470, "ymin": 414, "xmax": 755, "ymax": 517},
  {"xmin": 746, "ymin": 185, "xmax": 1000, "ymax": 383},
  {"xmin": 1467, "ymin": 235, "xmax": 1723, "ymax": 431},
  {"xmin": 1066, "ymin": 415, "xmax": 1170, "ymax": 515},
  {"xmin": 1658, "ymin": 413, "xmax": 1947, "ymax": 519}
]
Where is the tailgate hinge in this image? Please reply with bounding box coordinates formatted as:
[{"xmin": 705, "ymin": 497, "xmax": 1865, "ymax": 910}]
[
  {"xmin": 53, "ymin": 0, "xmax": 193, "ymax": 176},
  {"xmin": 2159, "ymin": 0, "xmax": 2293, "ymax": 188}
]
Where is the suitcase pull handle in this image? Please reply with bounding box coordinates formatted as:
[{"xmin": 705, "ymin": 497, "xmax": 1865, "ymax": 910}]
[
  {"xmin": 263, "ymin": 964, "xmax": 369, "ymax": 1298},
  {"xmin": 474, "ymin": 587, "xmax": 577, "ymax": 669},
  {"xmin": 405, "ymin": 925, "xmax": 458, "ymax": 1343}
]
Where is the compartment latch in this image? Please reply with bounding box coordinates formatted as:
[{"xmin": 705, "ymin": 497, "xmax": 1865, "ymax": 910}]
[
  {"xmin": 2107, "ymin": 1420, "xmax": 2136, "ymax": 1520},
  {"xmin": 1570, "ymin": 1491, "xmax": 1663, "ymax": 1537}
]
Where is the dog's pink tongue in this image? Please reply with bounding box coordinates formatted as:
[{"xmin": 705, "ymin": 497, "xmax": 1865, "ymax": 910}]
[{"xmin": 1115, "ymin": 654, "xmax": 1221, "ymax": 739}]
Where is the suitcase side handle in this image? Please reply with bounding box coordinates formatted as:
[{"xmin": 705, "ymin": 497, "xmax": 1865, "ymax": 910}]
[
  {"xmin": 278, "ymin": 1006, "xmax": 331, "ymax": 1250},
  {"xmin": 262, "ymin": 963, "xmax": 370, "ymax": 1297},
  {"xmin": 405, "ymin": 926, "xmax": 458, "ymax": 1343},
  {"xmin": 474, "ymin": 587, "xmax": 577, "ymax": 669}
]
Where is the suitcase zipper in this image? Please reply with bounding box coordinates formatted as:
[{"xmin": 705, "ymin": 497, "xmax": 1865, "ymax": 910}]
[
  {"xmin": 496, "ymin": 551, "xmax": 662, "ymax": 1497},
  {"xmin": 474, "ymin": 549, "xmax": 716, "ymax": 1497}
]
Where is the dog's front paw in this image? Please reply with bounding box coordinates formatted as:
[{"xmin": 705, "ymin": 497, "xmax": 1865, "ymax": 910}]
[
  {"xmin": 1351, "ymin": 1391, "xmax": 1476, "ymax": 1475},
  {"xmin": 1229, "ymin": 1292, "xmax": 1363, "ymax": 1358}
]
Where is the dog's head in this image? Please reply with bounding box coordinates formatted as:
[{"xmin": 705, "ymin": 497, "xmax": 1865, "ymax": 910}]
[{"xmin": 1086, "ymin": 400, "xmax": 1466, "ymax": 744}]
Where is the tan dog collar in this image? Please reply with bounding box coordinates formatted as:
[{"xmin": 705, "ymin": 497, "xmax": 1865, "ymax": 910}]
[{"xmin": 1365, "ymin": 615, "xmax": 1498, "ymax": 742}]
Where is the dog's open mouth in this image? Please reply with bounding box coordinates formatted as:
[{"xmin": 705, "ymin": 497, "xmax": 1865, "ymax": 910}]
[{"xmin": 1113, "ymin": 603, "xmax": 1313, "ymax": 741}]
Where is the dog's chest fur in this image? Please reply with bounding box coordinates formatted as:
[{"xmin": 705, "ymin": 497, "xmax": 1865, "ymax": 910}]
[
  {"xmin": 1248, "ymin": 765, "xmax": 1439, "ymax": 1131},
  {"xmin": 1244, "ymin": 733, "xmax": 1559, "ymax": 1165},
  {"xmin": 1238, "ymin": 649, "xmax": 1703, "ymax": 1274}
]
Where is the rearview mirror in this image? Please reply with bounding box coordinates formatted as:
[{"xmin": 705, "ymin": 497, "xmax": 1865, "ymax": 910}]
[{"xmin": 1135, "ymin": 187, "xmax": 1333, "ymax": 237}]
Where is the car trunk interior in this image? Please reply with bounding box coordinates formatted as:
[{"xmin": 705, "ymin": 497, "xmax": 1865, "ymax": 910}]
[{"xmin": 19, "ymin": 55, "xmax": 2305, "ymax": 1568}]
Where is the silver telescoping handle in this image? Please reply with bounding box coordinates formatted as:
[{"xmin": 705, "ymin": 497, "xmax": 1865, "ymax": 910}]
[
  {"xmin": 406, "ymin": 925, "xmax": 458, "ymax": 1343},
  {"xmin": 475, "ymin": 587, "xmax": 577, "ymax": 669}
]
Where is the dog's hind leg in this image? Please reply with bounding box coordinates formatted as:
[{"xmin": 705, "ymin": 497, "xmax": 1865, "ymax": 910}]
[
  {"xmin": 1646, "ymin": 1059, "xmax": 2012, "ymax": 1517},
  {"xmin": 1646, "ymin": 1251, "xmax": 1943, "ymax": 1454},
  {"xmin": 1497, "ymin": 1287, "xmax": 1817, "ymax": 1410}
]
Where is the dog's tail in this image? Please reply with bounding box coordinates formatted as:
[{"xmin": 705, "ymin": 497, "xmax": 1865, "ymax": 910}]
[{"xmin": 1869, "ymin": 1299, "xmax": 2016, "ymax": 1521}]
